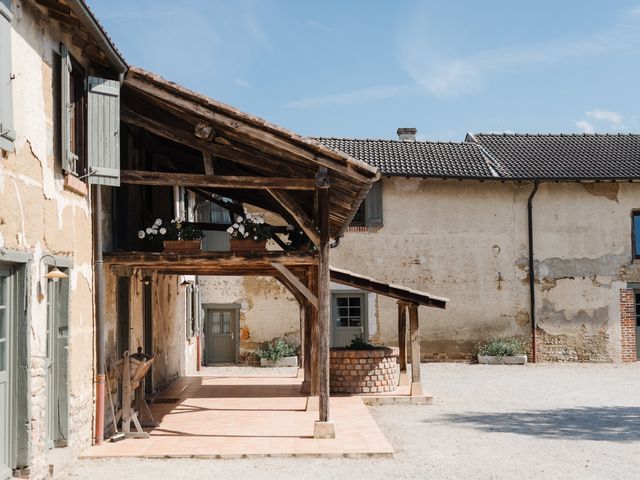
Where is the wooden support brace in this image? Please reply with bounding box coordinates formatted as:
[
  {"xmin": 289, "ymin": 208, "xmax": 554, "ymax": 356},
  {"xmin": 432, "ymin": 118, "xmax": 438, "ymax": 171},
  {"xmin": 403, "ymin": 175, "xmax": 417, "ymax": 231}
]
[
  {"xmin": 267, "ymin": 188, "xmax": 321, "ymax": 247},
  {"xmin": 202, "ymin": 151, "xmax": 215, "ymax": 175},
  {"xmin": 271, "ymin": 262, "xmax": 318, "ymax": 308}
]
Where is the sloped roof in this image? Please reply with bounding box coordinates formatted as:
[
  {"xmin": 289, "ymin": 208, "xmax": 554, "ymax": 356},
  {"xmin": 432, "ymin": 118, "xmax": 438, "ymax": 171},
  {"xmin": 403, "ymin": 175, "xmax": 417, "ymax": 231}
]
[
  {"xmin": 314, "ymin": 137, "xmax": 495, "ymax": 178},
  {"xmin": 122, "ymin": 67, "xmax": 380, "ymax": 239},
  {"xmin": 468, "ymin": 133, "xmax": 640, "ymax": 180}
]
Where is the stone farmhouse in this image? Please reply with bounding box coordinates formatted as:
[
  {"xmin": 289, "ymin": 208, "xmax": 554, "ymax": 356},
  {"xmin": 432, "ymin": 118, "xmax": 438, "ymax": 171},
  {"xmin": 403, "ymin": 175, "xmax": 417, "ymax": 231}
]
[
  {"xmin": 201, "ymin": 129, "xmax": 640, "ymax": 364},
  {"xmin": 1, "ymin": 0, "xmax": 639, "ymax": 477}
]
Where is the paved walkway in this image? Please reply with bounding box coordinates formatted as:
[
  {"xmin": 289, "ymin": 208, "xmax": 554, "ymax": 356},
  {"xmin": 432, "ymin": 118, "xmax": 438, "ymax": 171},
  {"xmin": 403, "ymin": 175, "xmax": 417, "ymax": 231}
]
[
  {"xmin": 69, "ymin": 363, "xmax": 640, "ymax": 480},
  {"xmin": 81, "ymin": 369, "xmax": 392, "ymax": 458}
]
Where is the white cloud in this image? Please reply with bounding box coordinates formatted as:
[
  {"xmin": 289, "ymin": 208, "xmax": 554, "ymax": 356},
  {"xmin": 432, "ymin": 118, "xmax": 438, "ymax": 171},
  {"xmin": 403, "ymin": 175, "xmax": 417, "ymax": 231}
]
[
  {"xmin": 235, "ymin": 79, "xmax": 250, "ymax": 88},
  {"xmin": 586, "ymin": 110, "xmax": 623, "ymax": 126},
  {"xmin": 397, "ymin": 7, "xmax": 640, "ymax": 97},
  {"xmin": 575, "ymin": 120, "xmax": 595, "ymax": 133},
  {"xmin": 285, "ymin": 85, "xmax": 408, "ymax": 109}
]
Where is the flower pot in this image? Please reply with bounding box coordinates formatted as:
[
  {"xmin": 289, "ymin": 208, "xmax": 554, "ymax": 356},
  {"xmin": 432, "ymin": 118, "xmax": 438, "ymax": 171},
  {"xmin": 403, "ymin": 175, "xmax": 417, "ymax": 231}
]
[
  {"xmin": 230, "ymin": 239, "xmax": 268, "ymax": 253},
  {"xmin": 163, "ymin": 239, "xmax": 202, "ymax": 254},
  {"xmin": 260, "ymin": 356, "xmax": 298, "ymax": 367},
  {"xmin": 477, "ymin": 354, "xmax": 527, "ymax": 365}
]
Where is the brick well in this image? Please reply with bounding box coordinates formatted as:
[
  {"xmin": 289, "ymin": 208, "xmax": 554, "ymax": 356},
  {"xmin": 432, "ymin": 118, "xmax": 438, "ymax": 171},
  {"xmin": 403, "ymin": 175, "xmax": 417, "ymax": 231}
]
[{"xmin": 330, "ymin": 347, "xmax": 399, "ymax": 394}]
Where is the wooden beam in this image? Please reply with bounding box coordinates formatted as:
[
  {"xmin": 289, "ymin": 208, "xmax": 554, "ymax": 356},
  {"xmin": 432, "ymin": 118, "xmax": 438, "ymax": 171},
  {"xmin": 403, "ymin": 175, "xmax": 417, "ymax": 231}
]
[
  {"xmin": 202, "ymin": 152, "xmax": 215, "ymax": 175},
  {"xmin": 121, "ymin": 170, "xmax": 316, "ymax": 190},
  {"xmin": 267, "ymin": 189, "xmax": 320, "ymax": 246},
  {"xmin": 408, "ymin": 303, "xmax": 423, "ymax": 396},
  {"xmin": 315, "ymin": 169, "xmax": 332, "ymax": 434},
  {"xmin": 274, "ymin": 275, "xmax": 305, "ymax": 307},
  {"xmin": 398, "ymin": 301, "xmax": 407, "ymax": 373},
  {"xmin": 271, "ymin": 262, "xmax": 318, "ymax": 309},
  {"xmin": 301, "ymin": 267, "xmax": 314, "ymax": 395}
]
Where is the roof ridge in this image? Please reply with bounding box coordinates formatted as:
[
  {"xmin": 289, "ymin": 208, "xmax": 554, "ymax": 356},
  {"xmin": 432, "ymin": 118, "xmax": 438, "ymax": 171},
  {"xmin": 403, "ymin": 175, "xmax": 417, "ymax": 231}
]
[
  {"xmin": 475, "ymin": 132, "xmax": 640, "ymax": 137},
  {"xmin": 312, "ymin": 136, "xmax": 478, "ymax": 146}
]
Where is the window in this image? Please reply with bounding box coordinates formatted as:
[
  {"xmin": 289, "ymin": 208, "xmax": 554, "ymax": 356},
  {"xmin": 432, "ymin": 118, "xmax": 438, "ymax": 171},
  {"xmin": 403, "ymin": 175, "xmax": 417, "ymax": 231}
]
[
  {"xmin": 635, "ymin": 292, "xmax": 640, "ymax": 328},
  {"xmin": 335, "ymin": 295, "xmax": 363, "ymax": 327},
  {"xmin": 350, "ymin": 181, "xmax": 382, "ymax": 228},
  {"xmin": 61, "ymin": 45, "xmax": 86, "ymax": 177},
  {"xmin": 633, "ymin": 212, "xmax": 640, "ymax": 259},
  {"xmin": 0, "ymin": 0, "xmax": 14, "ymax": 153}
]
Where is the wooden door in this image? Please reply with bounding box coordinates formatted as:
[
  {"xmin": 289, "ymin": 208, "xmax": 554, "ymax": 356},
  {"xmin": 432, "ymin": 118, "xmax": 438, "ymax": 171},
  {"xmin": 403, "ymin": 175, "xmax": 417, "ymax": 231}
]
[
  {"xmin": 331, "ymin": 293, "xmax": 366, "ymax": 347},
  {"xmin": 205, "ymin": 309, "xmax": 236, "ymax": 364},
  {"xmin": 0, "ymin": 268, "xmax": 12, "ymax": 480}
]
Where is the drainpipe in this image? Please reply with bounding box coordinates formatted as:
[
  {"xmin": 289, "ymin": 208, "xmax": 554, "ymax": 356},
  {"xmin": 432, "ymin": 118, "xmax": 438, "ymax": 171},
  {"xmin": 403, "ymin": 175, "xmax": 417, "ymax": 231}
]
[
  {"xmin": 93, "ymin": 185, "xmax": 106, "ymax": 444},
  {"xmin": 527, "ymin": 181, "xmax": 539, "ymax": 363}
]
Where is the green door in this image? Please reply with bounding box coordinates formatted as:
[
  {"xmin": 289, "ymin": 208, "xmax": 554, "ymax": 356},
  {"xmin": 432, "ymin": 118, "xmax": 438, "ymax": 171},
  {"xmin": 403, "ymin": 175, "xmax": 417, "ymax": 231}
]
[
  {"xmin": 205, "ymin": 309, "xmax": 236, "ymax": 364},
  {"xmin": 45, "ymin": 277, "xmax": 69, "ymax": 450},
  {"xmin": 0, "ymin": 268, "xmax": 12, "ymax": 479}
]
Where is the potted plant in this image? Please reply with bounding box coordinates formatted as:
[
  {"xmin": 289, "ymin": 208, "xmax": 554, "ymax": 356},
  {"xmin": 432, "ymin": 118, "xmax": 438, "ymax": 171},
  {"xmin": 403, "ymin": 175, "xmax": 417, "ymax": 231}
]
[
  {"xmin": 138, "ymin": 219, "xmax": 204, "ymax": 253},
  {"xmin": 226, "ymin": 211, "xmax": 272, "ymax": 252},
  {"xmin": 256, "ymin": 338, "xmax": 298, "ymax": 367},
  {"xmin": 476, "ymin": 336, "xmax": 528, "ymax": 365}
]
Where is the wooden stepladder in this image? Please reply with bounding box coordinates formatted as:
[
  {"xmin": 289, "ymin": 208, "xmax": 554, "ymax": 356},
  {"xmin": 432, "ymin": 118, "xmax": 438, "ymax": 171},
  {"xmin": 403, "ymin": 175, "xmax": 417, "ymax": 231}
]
[{"xmin": 116, "ymin": 350, "xmax": 157, "ymax": 438}]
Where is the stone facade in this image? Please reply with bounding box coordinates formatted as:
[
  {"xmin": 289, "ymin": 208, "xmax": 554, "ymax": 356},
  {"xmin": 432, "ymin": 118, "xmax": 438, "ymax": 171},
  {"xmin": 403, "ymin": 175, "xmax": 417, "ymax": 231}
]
[
  {"xmin": 0, "ymin": 1, "xmax": 98, "ymax": 477},
  {"xmin": 201, "ymin": 178, "xmax": 640, "ymax": 363},
  {"xmin": 329, "ymin": 347, "xmax": 399, "ymax": 394}
]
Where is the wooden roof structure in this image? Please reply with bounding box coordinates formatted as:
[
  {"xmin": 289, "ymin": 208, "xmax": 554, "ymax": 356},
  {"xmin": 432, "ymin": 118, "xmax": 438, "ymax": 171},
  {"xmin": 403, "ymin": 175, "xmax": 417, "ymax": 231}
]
[
  {"xmin": 120, "ymin": 67, "xmax": 380, "ymax": 240},
  {"xmin": 330, "ymin": 267, "xmax": 448, "ymax": 308}
]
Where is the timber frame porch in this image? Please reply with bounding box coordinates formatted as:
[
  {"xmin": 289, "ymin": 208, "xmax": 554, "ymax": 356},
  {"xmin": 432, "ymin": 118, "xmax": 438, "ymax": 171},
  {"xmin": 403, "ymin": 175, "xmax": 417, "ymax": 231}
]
[{"xmin": 97, "ymin": 65, "xmax": 447, "ymax": 442}]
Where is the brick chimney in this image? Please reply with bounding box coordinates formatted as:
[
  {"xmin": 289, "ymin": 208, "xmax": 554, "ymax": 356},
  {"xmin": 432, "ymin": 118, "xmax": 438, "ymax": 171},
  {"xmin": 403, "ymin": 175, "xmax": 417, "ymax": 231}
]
[{"xmin": 397, "ymin": 128, "xmax": 417, "ymax": 141}]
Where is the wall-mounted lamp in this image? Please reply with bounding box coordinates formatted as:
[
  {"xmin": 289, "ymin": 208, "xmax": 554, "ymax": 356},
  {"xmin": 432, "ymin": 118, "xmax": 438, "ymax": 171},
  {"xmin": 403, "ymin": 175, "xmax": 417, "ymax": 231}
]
[
  {"xmin": 141, "ymin": 275, "xmax": 153, "ymax": 286},
  {"xmin": 41, "ymin": 254, "xmax": 69, "ymax": 281},
  {"xmin": 37, "ymin": 254, "xmax": 69, "ymax": 302},
  {"xmin": 179, "ymin": 277, "xmax": 194, "ymax": 287}
]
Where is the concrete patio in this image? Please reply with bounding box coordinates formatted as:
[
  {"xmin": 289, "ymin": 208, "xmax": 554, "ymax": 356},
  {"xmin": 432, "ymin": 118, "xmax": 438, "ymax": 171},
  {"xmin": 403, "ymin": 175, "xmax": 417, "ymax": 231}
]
[{"xmin": 81, "ymin": 368, "xmax": 393, "ymax": 458}]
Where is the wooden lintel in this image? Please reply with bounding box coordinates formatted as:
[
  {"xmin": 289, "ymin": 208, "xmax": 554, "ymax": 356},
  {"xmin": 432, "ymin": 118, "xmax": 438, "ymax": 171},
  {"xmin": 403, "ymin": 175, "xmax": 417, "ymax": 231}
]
[
  {"xmin": 121, "ymin": 170, "xmax": 316, "ymax": 190},
  {"xmin": 267, "ymin": 188, "xmax": 320, "ymax": 246},
  {"xmin": 271, "ymin": 262, "xmax": 318, "ymax": 309}
]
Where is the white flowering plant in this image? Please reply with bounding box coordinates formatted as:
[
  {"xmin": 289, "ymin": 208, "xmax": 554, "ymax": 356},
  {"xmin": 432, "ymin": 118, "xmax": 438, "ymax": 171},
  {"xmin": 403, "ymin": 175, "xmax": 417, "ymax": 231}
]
[
  {"xmin": 226, "ymin": 211, "xmax": 272, "ymax": 241},
  {"xmin": 137, "ymin": 218, "xmax": 203, "ymax": 242}
]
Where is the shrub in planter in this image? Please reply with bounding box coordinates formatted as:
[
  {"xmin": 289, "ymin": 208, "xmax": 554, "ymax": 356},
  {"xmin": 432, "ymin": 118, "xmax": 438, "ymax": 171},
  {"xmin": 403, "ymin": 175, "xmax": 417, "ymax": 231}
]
[
  {"xmin": 476, "ymin": 336, "xmax": 528, "ymax": 364},
  {"xmin": 256, "ymin": 338, "xmax": 298, "ymax": 367}
]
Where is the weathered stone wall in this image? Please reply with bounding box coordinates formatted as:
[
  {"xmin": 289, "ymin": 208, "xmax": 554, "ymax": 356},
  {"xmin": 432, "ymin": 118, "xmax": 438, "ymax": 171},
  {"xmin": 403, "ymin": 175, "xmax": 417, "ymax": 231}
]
[
  {"xmin": 104, "ymin": 271, "xmax": 195, "ymax": 397},
  {"xmin": 0, "ymin": 1, "xmax": 97, "ymax": 477},
  {"xmin": 201, "ymin": 177, "xmax": 640, "ymax": 363},
  {"xmin": 198, "ymin": 276, "xmax": 300, "ymax": 359}
]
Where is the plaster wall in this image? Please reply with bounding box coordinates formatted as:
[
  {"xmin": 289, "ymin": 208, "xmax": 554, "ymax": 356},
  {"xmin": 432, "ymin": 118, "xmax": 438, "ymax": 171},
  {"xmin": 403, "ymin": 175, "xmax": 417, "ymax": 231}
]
[
  {"xmin": 201, "ymin": 178, "xmax": 640, "ymax": 363},
  {"xmin": 0, "ymin": 1, "xmax": 98, "ymax": 477},
  {"xmin": 198, "ymin": 276, "xmax": 301, "ymax": 360}
]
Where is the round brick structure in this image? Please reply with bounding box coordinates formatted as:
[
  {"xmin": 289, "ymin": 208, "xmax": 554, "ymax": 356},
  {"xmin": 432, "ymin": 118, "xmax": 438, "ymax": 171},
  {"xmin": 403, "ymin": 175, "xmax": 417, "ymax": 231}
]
[{"xmin": 330, "ymin": 347, "xmax": 399, "ymax": 394}]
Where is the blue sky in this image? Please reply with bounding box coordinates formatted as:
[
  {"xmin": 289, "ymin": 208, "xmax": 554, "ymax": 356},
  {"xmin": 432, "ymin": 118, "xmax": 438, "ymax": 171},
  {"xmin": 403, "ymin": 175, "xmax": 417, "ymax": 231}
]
[{"xmin": 90, "ymin": 0, "xmax": 640, "ymax": 141}]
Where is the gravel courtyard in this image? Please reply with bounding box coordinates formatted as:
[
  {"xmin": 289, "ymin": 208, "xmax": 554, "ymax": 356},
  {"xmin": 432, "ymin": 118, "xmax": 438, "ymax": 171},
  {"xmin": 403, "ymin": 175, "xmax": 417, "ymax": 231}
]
[{"xmin": 66, "ymin": 363, "xmax": 640, "ymax": 480}]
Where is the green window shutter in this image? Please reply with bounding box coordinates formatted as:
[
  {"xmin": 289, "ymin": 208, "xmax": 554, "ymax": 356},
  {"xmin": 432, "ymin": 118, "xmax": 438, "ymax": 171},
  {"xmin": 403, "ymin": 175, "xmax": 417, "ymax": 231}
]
[
  {"xmin": 55, "ymin": 276, "xmax": 69, "ymax": 445},
  {"xmin": 365, "ymin": 181, "xmax": 383, "ymax": 227},
  {"xmin": 0, "ymin": 3, "xmax": 15, "ymax": 152},
  {"xmin": 87, "ymin": 76, "xmax": 120, "ymax": 186},
  {"xmin": 60, "ymin": 44, "xmax": 75, "ymax": 173}
]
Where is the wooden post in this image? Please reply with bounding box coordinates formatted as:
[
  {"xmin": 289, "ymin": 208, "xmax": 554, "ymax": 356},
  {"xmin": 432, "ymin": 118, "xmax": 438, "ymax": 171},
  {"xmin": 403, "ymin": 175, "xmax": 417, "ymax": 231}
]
[
  {"xmin": 314, "ymin": 169, "xmax": 335, "ymax": 439},
  {"xmin": 301, "ymin": 268, "xmax": 314, "ymax": 394},
  {"xmin": 308, "ymin": 267, "xmax": 319, "ymax": 398},
  {"xmin": 408, "ymin": 303, "xmax": 423, "ymax": 396},
  {"xmin": 397, "ymin": 301, "xmax": 409, "ymax": 386}
]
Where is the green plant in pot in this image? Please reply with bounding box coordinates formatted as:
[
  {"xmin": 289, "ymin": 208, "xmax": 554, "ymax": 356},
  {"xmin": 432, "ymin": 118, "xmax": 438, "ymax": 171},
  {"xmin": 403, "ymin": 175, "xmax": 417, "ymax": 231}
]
[
  {"xmin": 476, "ymin": 336, "xmax": 528, "ymax": 364},
  {"xmin": 256, "ymin": 338, "xmax": 298, "ymax": 367}
]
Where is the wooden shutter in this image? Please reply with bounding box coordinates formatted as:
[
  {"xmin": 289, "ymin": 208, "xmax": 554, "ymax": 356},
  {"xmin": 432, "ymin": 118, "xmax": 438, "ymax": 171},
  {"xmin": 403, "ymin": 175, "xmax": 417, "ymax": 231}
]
[
  {"xmin": 87, "ymin": 76, "xmax": 120, "ymax": 186},
  {"xmin": 60, "ymin": 44, "xmax": 76, "ymax": 173},
  {"xmin": 0, "ymin": 3, "xmax": 14, "ymax": 152},
  {"xmin": 55, "ymin": 276, "xmax": 69, "ymax": 445},
  {"xmin": 199, "ymin": 201, "xmax": 231, "ymax": 251},
  {"xmin": 365, "ymin": 181, "xmax": 383, "ymax": 227}
]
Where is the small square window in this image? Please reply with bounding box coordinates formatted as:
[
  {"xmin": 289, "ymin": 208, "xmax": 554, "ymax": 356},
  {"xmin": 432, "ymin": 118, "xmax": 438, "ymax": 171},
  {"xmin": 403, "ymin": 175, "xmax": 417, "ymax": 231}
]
[{"xmin": 634, "ymin": 213, "xmax": 640, "ymax": 259}]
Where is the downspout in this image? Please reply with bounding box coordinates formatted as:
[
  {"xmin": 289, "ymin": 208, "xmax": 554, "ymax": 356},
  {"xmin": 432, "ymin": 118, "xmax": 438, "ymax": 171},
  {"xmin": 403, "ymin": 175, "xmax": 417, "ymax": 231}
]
[
  {"xmin": 93, "ymin": 185, "xmax": 106, "ymax": 444},
  {"xmin": 527, "ymin": 181, "xmax": 539, "ymax": 363}
]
